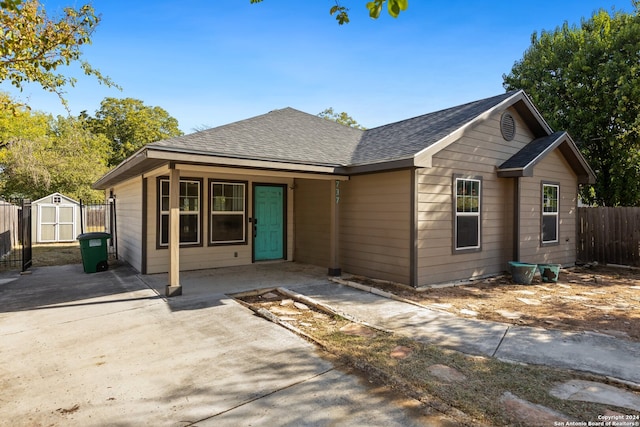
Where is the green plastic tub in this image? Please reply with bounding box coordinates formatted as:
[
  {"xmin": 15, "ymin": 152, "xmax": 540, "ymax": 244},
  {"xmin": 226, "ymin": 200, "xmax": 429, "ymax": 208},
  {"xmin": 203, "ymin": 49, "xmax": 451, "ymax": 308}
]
[
  {"xmin": 537, "ymin": 264, "xmax": 561, "ymax": 282},
  {"xmin": 508, "ymin": 261, "xmax": 537, "ymax": 285}
]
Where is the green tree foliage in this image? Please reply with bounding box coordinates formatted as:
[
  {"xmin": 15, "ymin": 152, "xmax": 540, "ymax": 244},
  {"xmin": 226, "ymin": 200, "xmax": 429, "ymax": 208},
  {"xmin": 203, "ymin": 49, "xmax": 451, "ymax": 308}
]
[
  {"xmin": 0, "ymin": 94, "xmax": 109, "ymax": 202},
  {"xmin": 503, "ymin": 3, "xmax": 640, "ymax": 206},
  {"xmin": 318, "ymin": 107, "xmax": 366, "ymax": 129},
  {"xmin": 0, "ymin": 0, "xmax": 117, "ymax": 109},
  {"xmin": 45, "ymin": 115, "xmax": 110, "ymax": 202},
  {"xmin": 0, "ymin": 92, "xmax": 49, "ymax": 142},
  {"xmin": 249, "ymin": 0, "xmax": 408, "ymax": 25},
  {"xmin": 86, "ymin": 98, "xmax": 183, "ymax": 167}
]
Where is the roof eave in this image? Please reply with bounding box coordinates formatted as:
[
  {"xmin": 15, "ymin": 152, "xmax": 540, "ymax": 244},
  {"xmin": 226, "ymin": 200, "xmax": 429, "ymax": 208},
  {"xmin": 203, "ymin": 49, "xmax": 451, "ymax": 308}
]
[
  {"xmin": 343, "ymin": 157, "xmax": 416, "ymax": 175},
  {"xmin": 93, "ymin": 146, "xmax": 349, "ymax": 190},
  {"xmin": 413, "ymin": 90, "xmax": 554, "ymax": 164},
  {"xmin": 93, "ymin": 148, "xmax": 154, "ymax": 190},
  {"xmin": 495, "ymin": 167, "xmax": 534, "ymax": 178},
  {"xmin": 148, "ymin": 144, "xmax": 344, "ymax": 168},
  {"xmin": 497, "ymin": 166, "xmax": 594, "ymax": 185},
  {"xmin": 32, "ymin": 192, "xmax": 80, "ymax": 205},
  {"xmin": 496, "ymin": 132, "xmax": 597, "ymax": 185},
  {"xmin": 558, "ymin": 139, "xmax": 597, "ymax": 184},
  {"xmin": 513, "ymin": 91, "xmax": 554, "ymax": 136},
  {"xmin": 147, "ymin": 147, "xmax": 345, "ymax": 172}
]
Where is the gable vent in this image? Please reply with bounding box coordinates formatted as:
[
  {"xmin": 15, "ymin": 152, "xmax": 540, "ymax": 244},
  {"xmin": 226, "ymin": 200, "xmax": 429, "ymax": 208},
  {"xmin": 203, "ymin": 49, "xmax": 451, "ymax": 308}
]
[{"xmin": 500, "ymin": 112, "xmax": 516, "ymax": 141}]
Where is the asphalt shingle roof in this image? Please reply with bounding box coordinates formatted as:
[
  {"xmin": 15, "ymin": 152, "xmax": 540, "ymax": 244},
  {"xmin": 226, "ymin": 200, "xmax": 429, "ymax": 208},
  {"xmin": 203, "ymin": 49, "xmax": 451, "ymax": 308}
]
[
  {"xmin": 150, "ymin": 91, "xmax": 520, "ymax": 167},
  {"xmin": 150, "ymin": 108, "xmax": 363, "ymax": 166},
  {"xmin": 95, "ymin": 90, "xmax": 598, "ymax": 188},
  {"xmin": 499, "ymin": 131, "xmax": 566, "ymax": 170},
  {"xmin": 351, "ymin": 91, "xmax": 518, "ymax": 165}
]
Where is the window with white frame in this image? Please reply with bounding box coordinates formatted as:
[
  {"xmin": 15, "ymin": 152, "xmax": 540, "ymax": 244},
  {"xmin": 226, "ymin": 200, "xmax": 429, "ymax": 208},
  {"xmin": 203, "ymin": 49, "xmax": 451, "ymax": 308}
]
[
  {"xmin": 210, "ymin": 181, "xmax": 246, "ymax": 244},
  {"xmin": 454, "ymin": 177, "xmax": 481, "ymax": 250},
  {"xmin": 542, "ymin": 183, "xmax": 559, "ymax": 244},
  {"xmin": 158, "ymin": 178, "xmax": 201, "ymax": 246}
]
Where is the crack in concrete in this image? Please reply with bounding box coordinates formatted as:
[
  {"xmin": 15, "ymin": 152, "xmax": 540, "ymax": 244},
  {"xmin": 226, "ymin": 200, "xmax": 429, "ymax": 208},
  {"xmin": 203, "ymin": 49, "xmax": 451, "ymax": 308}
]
[
  {"xmin": 186, "ymin": 367, "xmax": 336, "ymax": 426},
  {"xmin": 492, "ymin": 326, "xmax": 510, "ymax": 357}
]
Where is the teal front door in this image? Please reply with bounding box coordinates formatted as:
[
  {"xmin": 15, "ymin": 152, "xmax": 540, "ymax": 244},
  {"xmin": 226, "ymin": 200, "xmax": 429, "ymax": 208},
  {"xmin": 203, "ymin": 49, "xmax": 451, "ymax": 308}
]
[{"xmin": 254, "ymin": 185, "xmax": 285, "ymax": 261}]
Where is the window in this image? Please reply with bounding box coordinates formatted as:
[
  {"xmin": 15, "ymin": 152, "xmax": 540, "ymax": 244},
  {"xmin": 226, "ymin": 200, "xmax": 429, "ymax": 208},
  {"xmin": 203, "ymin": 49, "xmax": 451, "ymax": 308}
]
[
  {"xmin": 542, "ymin": 183, "xmax": 559, "ymax": 244},
  {"xmin": 158, "ymin": 178, "xmax": 201, "ymax": 246},
  {"xmin": 454, "ymin": 177, "xmax": 481, "ymax": 250},
  {"xmin": 210, "ymin": 181, "xmax": 246, "ymax": 244}
]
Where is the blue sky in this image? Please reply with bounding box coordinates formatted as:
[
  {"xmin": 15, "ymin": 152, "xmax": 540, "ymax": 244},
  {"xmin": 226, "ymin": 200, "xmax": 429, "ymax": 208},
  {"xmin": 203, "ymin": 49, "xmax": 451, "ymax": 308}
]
[{"xmin": 1, "ymin": 1, "xmax": 633, "ymax": 133}]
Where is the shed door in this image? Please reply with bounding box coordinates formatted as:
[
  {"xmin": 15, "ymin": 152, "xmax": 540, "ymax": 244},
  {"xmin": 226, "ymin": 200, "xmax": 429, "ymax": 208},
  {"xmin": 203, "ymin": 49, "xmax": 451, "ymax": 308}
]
[
  {"xmin": 39, "ymin": 204, "xmax": 76, "ymax": 242},
  {"xmin": 253, "ymin": 185, "xmax": 285, "ymax": 261}
]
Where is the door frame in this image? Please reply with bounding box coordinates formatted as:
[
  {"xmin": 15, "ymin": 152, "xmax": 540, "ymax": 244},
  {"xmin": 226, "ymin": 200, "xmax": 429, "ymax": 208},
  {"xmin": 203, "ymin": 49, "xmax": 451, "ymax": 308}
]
[{"xmin": 252, "ymin": 183, "xmax": 287, "ymax": 262}]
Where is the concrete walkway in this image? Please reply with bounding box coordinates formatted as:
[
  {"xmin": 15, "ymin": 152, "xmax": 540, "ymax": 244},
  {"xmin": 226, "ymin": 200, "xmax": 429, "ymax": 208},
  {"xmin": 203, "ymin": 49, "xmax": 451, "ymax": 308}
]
[{"xmin": 289, "ymin": 280, "xmax": 640, "ymax": 386}]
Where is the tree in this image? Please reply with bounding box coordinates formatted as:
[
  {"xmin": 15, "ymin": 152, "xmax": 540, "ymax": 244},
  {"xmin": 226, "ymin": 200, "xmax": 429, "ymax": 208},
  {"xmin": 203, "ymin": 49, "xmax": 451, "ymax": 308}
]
[
  {"xmin": 0, "ymin": 92, "xmax": 49, "ymax": 197},
  {"xmin": 45, "ymin": 115, "xmax": 110, "ymax": 202},
  {"xmin": 0, "ymin": 91, "xmax": 49, "ymax": 143},
  {"xmin": 249, "ymin": 0, "xmax": 408, "ymax": 25},
  {"xmin": 0, "ymin": 94, "xmax": 109, "ymax": 201},
  {"xmin": 86, "ymin": 98, "xmax": 183, "ymax": 166},
  {"xmin": 503, "ymin": 3, "xmax": 640, "ymax": 206},
  {"xmin": 0, "ymin": 0, "xmax": 117, "ymax": 109},
  {"xmin": 318, "ymin": 107, "xmax": 366, "ymax": 129}
]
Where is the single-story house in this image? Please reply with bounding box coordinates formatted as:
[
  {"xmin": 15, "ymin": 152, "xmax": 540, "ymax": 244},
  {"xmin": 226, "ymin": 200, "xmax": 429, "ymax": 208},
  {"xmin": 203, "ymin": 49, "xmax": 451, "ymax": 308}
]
[
  {"xmin": 32, "ymin": 192, "xmax": 81, "ymax": 243},
  {"xmin": 93, "ymin": 90, "xmax": 595, "ymax": 296}
]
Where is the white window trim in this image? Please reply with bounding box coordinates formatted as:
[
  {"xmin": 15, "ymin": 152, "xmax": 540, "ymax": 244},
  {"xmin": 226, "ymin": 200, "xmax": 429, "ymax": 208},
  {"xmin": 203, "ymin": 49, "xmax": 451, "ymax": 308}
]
[
  {"xmin": 210, "ymin": 181, "xmax": 246, "ymax": 245},
  {"xmin": 542, "ymin": 183, "xmax": 559, "ymax": 244},
  {"xmin": 159, "ymin": 178, "xmax": 201, "ymax": 246},
  {"xmin": 454, "ymin": 176, "xmax": 482, "ymax": 251}
]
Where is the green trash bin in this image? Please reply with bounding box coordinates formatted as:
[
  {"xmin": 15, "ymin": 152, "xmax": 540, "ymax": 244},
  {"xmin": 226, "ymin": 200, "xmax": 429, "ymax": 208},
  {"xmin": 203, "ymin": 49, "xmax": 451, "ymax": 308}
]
[{"xmin": 77, "ymin": 232, "xmax": 111, "ymax": 273}]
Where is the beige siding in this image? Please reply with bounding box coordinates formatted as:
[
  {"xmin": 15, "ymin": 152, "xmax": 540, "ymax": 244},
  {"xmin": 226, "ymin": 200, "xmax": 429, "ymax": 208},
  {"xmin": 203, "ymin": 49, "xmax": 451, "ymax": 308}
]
[
  {"xmin": 416, "ymin": 107, "xmax": 533, "ymax": 285},
  {"xmin": 112, "ymin": 177, "xmax": 143, "ymax": 271},
  {"xmin": 294, "ymin": 179, "xmax": 331, "ymax": 267},
  {"xmin": 519, "ymin": 149, "xmax": 578, "ymax": 265},
  {"xmin": 339, "ymin": 170, "xmax": 411, "ymax": 284},
  {"xmin": 144, "ymin": 167, "xmax": 295, "ymax": 274}
]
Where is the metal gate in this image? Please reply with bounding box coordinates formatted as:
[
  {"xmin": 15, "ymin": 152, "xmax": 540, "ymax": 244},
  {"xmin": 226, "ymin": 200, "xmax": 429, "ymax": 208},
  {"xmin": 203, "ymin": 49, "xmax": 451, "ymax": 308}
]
[
  {"xmin": 79, "ymin": 198, "xmax": 118, "ymax": 260},
  {"xmin": 0, "ymin": 199, "xmax": 32, "ymax": 272},
  {"xmin": 21, "ymin": 199, "xmax": 32, "ymax": 271}
]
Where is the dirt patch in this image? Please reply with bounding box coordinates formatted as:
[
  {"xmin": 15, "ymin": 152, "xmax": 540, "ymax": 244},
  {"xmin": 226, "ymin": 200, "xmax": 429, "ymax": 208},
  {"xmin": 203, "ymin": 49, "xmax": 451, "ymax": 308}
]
[
  {"xmin": 350, "ymin": 266, "xmax": 640, "ymax": 342},
  {"xmin": 32, "ymin": 243, "xmax": 82, "ymax": 266},
  {"xmin": 238, "ymin": 291, "xmax": 346, "ymax": 336},
  {"xmin": 56, "ymin": 404, "xmax": 80, "ymax": 415}
]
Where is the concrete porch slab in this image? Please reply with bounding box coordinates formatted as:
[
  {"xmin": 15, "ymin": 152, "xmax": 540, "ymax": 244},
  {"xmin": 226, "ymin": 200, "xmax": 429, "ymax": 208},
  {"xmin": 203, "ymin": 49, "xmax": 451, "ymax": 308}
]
[{"xmin": 140, "ymin": 261, "xmax": 330, "ymax": 299}]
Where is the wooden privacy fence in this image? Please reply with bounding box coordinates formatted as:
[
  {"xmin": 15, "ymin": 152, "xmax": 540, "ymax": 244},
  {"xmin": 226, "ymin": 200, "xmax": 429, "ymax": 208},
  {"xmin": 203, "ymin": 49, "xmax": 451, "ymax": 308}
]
[
  {"xmin": 577, "ymin": 207, "xmax": 640, "ymax": 267},
  {"xmin": 0, "ymin": 199, "xmax": 32, "ymax": 271},
  {"xmin": 0, "ymin": 200, "xmax": 20, "ymax": 259}
]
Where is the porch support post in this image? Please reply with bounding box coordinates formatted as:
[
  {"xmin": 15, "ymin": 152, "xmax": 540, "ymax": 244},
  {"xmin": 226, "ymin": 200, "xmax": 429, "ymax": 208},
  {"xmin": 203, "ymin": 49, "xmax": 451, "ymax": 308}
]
[
  {"xmin": 513, "ymin": 177, "xmax": 521, "ymax": 262},
  {"xmin": 166, "ymin": 166, "xmax": 182, "ymax": 297},
  {"xmin": 328, "ymin": 180, "xmax": 341, "ymax": 276},
  {"xmin": 410, "ymin": 168, "xmax": 418, "ymax": 287}
]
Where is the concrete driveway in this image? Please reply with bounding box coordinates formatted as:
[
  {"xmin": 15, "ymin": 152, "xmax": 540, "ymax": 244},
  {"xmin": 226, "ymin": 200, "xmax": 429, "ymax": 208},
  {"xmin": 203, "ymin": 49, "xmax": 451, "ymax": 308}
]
[{"xmin": 0, "ymin": 262, "xmax": 443, "ymax": 426}]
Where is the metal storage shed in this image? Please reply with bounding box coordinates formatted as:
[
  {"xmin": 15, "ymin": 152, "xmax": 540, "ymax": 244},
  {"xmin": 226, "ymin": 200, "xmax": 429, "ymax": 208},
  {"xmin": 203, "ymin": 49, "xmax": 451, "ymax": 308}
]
[{"xmin": 32, "ymin": 193, "xmax": 81, "ymax": 243}]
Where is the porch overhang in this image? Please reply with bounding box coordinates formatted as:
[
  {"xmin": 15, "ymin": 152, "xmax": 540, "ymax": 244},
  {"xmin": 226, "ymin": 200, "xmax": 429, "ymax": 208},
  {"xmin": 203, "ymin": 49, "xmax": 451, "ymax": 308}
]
[{"xmin": 93, "ymin": 146, "xmax": 350, "ymax": 190}]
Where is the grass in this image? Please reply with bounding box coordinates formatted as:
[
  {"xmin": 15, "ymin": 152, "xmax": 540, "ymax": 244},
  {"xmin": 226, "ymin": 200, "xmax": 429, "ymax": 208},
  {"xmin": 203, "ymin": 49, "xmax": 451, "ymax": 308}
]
[
  {"xmin": 0, "ymin": 243, "xmax": 82, "ymax": 272},
  {"xmin": 314, "ymin": 325, "xmax": 627, "ymax": 426},
  {"xmin": 32, "ymin": 243, "xmax": 82, "ymax": 266}
]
